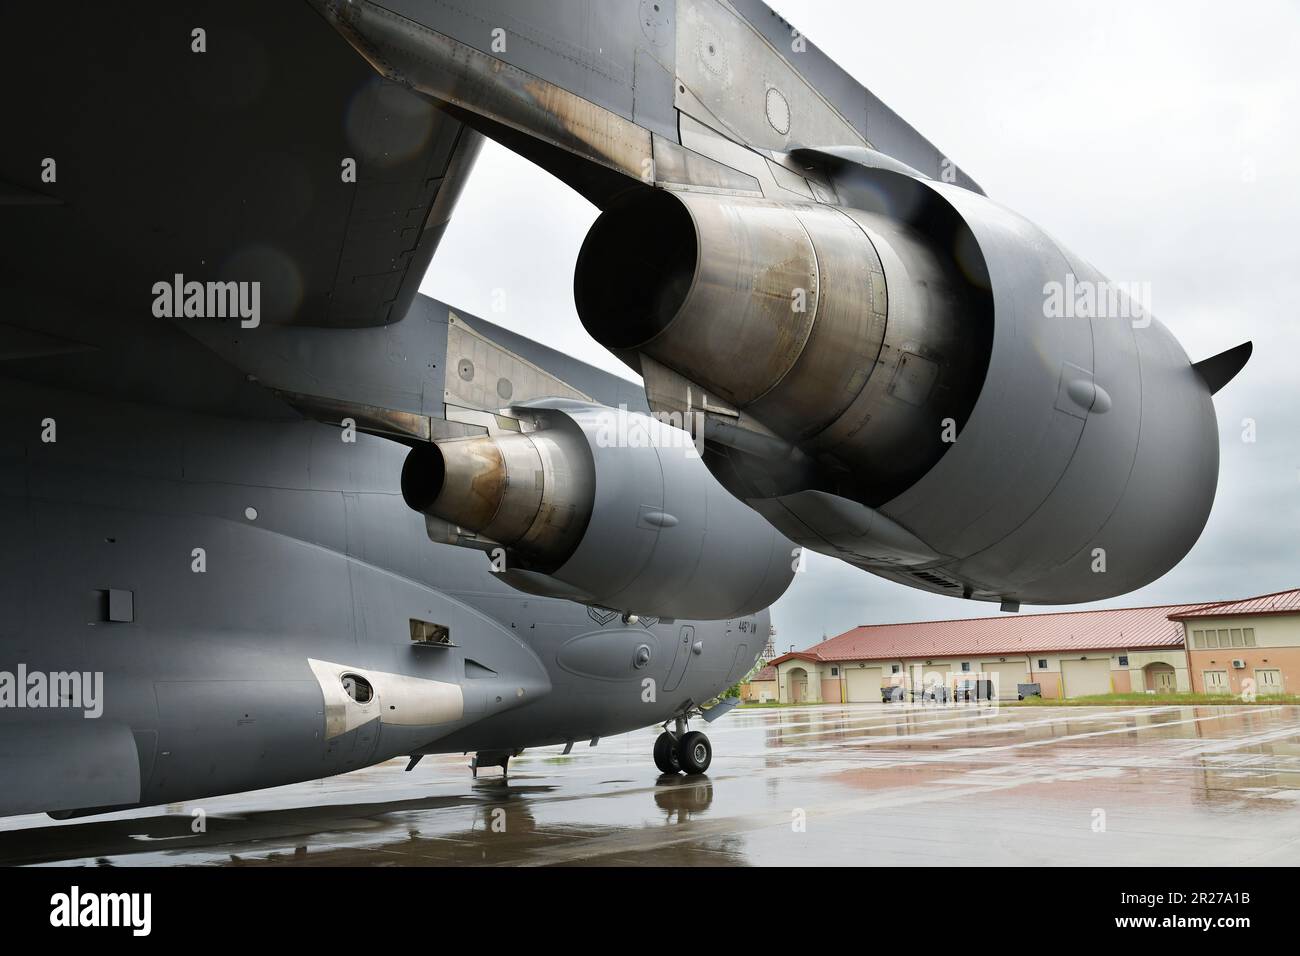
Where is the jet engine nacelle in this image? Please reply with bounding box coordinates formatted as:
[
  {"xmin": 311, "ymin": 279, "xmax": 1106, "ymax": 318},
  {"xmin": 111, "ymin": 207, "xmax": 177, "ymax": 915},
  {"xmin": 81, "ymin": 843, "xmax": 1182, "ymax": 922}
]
[
  {"xmin": 401, "ymin": 399, "xmax": 796, "ymax": 619},
  {"xmin": 574, "ymin": 171, "xmax": 1241, "ymax": 606},
  {"xmin": 575, "ymin": 188, "xmax": 990, "ymax": 505}
]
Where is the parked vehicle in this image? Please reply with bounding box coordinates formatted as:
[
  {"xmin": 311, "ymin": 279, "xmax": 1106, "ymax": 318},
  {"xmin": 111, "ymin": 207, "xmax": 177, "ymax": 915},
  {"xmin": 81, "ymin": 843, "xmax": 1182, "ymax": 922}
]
[{"xmin": 954, "ymin": 678, "xmax": 996, "ymax": 702}]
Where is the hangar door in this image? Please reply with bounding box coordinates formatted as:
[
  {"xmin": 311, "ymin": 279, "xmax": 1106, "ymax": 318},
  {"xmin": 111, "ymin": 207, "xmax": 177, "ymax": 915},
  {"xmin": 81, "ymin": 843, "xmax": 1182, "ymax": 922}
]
[
  {"xmin": 1061, "ymin": 658, "xmax": 1113, "ymax": 698},
  {"xmin": 979, "ymin": 662, "xmax": 1030, "ymax": 699},
  {"xmin": 845, "ymin": 666, "xmax": 882, "ymax": 702}
]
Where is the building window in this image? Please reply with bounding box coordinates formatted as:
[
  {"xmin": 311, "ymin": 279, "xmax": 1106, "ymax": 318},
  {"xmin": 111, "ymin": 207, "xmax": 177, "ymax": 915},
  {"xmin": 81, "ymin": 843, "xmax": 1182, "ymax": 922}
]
[
  {"xmin": 1244, "ymin": 627, "xmax": 1256, "ymax": 647},
  {"xmin": 961, "ymin": 662, "xmax": 971, "ymax": 672},
  {"xmin": 1118, "ymin": 655, "xmax": 1129, "ymax": 666},
  {"xmin": 830, "ymin": 667, "xmax": 839, "ymax": 676},
  {"xmin": 1037, "ymin": 659, "xmax": 1048, "ymax": 669},
  {"xmin": 891, "ymin": 664, "xmax": 901, "ymax": 674},
  {"xmin": 1206, "ymin": 631, "xmax": 1218, "ymax": 648},
  {"xmin": 1192, "ymin": 629, "xmax": 1205, "ymax": 649}
]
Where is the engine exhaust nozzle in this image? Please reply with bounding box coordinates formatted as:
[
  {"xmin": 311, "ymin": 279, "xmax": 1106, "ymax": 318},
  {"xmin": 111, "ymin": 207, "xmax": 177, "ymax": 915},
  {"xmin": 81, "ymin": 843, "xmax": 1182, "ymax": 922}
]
[{"xmin": 400, "ymin": 431, "xmax": 593, "ymax": 569}]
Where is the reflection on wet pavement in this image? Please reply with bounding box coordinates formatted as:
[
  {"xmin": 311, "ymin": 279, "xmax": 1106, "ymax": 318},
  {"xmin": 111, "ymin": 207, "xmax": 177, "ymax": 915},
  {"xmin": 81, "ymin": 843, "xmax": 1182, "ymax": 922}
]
[{"xmin": 3, "ymin": 703, "xmax": 1299, "ymax": 866}]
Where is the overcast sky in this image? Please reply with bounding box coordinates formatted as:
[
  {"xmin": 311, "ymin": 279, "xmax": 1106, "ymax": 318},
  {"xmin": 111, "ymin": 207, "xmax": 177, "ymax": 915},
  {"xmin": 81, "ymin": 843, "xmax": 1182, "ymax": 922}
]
[{"xmin": 421, "ymin": 0, "xmax": 1300, "ymax": 649}]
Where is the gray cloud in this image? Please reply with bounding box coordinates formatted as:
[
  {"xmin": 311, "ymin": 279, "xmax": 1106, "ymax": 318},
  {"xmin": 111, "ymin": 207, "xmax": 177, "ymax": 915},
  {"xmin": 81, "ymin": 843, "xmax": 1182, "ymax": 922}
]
[{"xmin": 422, "ymin": 0, "xmax": 1300, "ymax": 648}]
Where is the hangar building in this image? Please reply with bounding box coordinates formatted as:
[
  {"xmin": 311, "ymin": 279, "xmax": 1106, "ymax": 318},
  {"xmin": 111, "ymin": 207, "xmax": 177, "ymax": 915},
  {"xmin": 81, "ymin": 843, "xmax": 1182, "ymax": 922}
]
[{"xmin": 767, "ymin": 588, "xmax": 1300, "ymax": 703}]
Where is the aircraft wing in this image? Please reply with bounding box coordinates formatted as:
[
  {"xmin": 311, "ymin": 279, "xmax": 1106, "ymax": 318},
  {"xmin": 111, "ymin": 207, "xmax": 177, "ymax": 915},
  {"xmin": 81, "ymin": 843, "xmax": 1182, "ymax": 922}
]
[
  {"xmin": 183, "ymin": 293, "xmax": 651, "ymax": 444},
  {"xmin": 308, "ymin": 0, "xmax": 983, "ymax": 209},
  {"xmin": 0, "ymin": 0, "xmax": 976, "ymax": 413},
  {"xmin": 1, "ymin": 2, "xmax": 479, "ymax": 333}
]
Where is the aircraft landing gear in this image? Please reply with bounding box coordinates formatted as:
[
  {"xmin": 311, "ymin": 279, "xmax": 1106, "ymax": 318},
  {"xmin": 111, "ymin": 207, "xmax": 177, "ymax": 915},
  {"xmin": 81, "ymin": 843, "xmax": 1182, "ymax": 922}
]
[
  {"xmin": 654, "ymin": 717, "xmax": 712, "ymax": 775},
  {"xmin": 676, "ymin": 730, "xmax": 712, "ymax": 774},
  {"xmin": 653, "ymin": 732, "xmax": 680, "ymax": 773}
]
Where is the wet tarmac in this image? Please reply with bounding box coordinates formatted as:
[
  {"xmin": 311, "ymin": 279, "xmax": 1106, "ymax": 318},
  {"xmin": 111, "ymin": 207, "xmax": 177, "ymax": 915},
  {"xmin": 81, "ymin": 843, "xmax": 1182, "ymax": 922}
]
[{"xmin": 3, "ymin": 703, "xmax": 1299, "ymax": 866}]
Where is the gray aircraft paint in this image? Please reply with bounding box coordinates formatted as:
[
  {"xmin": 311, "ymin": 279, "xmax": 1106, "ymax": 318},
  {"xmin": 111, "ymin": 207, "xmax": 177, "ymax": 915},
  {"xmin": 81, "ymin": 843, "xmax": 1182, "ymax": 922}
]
[
  {"xmin": 0, "ymin": 0, "xmax": 1244, "ymax": 816},
  {"xmin": 313, "ymin": 0, "xmax": 1242, "ymax": 606},
  {"xmin": 0, "ymin": 308, "xmax": 775, "ymax": 816}
]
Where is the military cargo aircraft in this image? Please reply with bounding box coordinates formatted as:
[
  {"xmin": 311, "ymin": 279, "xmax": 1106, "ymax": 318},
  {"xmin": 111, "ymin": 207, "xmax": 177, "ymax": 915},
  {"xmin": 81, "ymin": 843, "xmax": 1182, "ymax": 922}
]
[{"xmin": 0, "ymin": 0, "xmax": 1245, "ymax": 818}]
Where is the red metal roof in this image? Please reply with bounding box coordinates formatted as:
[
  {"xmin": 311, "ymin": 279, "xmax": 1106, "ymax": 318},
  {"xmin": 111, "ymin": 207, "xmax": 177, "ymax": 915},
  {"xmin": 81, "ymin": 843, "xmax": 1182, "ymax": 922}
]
[
  {"xmin": 1170, "ymin": 587, "xmax": 1300, "ymax": 619},
  {"xmin": 749, "ymin": 665, "xmax": 777, "ymax": 682},
  {"xmin": 774, "ymin": 602, "xmax": 1211, "ymax": 665},
  {"xmin": 768, "ymin": 651, "xmax": 821, "ymax": 667}
]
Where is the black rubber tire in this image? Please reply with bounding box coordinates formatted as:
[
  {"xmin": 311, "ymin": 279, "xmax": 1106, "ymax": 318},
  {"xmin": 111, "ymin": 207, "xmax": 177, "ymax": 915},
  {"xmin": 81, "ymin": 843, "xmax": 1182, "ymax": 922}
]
[
  {"xmin": 653, "ymin": 731, "xmax": 681, "ymax": 774},
  {"xmin": 676, "ymin": 731, "xmax": 712, "ymax": 775}
]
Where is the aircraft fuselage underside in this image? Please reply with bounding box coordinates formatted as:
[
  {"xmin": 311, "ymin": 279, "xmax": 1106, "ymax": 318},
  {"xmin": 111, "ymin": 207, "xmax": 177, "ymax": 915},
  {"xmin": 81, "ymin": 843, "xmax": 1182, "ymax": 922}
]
[{"xmin": 0, "ymin": 376, "xmax": 762, "ymax": 817}]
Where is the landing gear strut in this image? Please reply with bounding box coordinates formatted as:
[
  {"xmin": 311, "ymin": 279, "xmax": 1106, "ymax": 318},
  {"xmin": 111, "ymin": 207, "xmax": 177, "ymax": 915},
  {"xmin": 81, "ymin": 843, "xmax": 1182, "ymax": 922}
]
[{"xmin": 654, "ymin": 716, "xmax": 712, "ymax": 775}]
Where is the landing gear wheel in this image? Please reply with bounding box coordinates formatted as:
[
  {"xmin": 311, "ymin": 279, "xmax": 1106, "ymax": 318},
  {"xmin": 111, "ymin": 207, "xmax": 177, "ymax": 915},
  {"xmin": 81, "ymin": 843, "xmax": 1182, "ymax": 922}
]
[
  {"xmin": 676, "ymin": 730, "xmax": 712, "ymax": 775},
  {"xmin": 653, "ymin": 731, "xmax": 681, "ymax": 774}
]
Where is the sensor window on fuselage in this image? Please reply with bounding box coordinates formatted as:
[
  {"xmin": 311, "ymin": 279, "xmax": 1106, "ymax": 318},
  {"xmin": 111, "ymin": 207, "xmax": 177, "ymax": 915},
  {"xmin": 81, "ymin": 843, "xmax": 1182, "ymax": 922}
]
[{"xmin": 341, "ymin": 673, "xmax": 374, "ymax": 704}]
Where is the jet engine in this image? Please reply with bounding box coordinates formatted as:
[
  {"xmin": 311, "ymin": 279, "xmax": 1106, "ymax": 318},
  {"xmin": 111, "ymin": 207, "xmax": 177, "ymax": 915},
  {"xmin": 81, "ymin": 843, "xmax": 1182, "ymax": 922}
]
[
  {"xmin": 401, "ymin": 399, "xmax": 796, "ymax": 620},
  {"xmin": 573, "ymin": 167, "xmax": 1248, "ymax": 607},
  {"xmin": 575, "ymin": 187, "xmax": 991, "ymax": 505}
]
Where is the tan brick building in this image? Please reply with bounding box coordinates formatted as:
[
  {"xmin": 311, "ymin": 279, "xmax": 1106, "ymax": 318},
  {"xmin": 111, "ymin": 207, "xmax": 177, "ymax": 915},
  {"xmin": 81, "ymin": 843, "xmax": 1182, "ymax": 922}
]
[
  {"xmin": 768, "ymin": 587, "xmax": 1300, "ymax": 703},
  {"xmin": 1173, "ymin": 589, "xmax": 1300, "ymax": 696},
  {"xmin": 740, "ymin": 665, "xmax": 778, "ymax": 702}
]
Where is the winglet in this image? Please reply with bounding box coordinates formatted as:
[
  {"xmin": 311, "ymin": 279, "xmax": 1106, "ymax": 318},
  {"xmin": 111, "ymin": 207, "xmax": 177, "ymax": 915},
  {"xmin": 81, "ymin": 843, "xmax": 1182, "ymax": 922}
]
[{"xmin": 1192, "ymin": 341, "xmax": 1252, "ymax": 395}]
